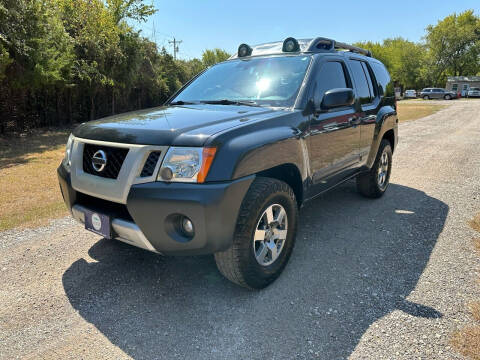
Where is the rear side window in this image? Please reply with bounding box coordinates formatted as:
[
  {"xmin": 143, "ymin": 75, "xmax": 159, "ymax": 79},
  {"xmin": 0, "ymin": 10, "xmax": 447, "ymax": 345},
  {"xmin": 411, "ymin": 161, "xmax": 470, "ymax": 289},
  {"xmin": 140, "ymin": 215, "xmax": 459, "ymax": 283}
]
[
  {"xmin": 349, "ymin": 60, "xmax": 371, "ymax": 104},
  {"xmin": 361, "ymin": 62, "xmax": 377, "ymax": 97},
  {"xmin": 371, "ymin": 62, "xmax": 393, "ymax": 97},
  {"xmin": 314, "ymin": 61, "xmax": 348, "ymax": 103}
]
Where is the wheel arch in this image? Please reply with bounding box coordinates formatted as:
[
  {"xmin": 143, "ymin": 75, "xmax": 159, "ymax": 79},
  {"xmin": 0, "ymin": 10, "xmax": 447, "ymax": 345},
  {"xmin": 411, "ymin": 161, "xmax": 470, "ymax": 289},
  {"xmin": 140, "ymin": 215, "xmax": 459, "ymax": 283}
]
[
  {"xmin": 256, "ymin": 163, "xmax": 304, "ymax": 207},
  {"xmin": 365, "ymin": 106, "xmax": 397, "ymax": 168}
]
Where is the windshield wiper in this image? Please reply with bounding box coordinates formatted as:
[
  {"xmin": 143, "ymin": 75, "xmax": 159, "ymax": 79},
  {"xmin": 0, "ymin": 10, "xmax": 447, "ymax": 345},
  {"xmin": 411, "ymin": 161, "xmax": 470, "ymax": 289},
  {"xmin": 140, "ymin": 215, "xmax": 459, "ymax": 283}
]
[
  {"xmin": 200, "ymin": 99, "xmax": 261, "ymax": 107},
  {"xmin": 169, "ymin": 100, "xmax": 198, "ymax": 105}
]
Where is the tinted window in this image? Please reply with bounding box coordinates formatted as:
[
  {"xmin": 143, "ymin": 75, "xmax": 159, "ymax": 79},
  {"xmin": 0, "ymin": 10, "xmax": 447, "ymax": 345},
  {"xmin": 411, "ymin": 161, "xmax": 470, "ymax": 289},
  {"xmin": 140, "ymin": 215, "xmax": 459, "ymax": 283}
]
[
  {"xmin": 314, "ymin": 61, "xmax": 348, "ymax": 103},
  {"xmin": 361, "ymin": 62, "xmax": 376, "ymax": 97},
  {"xmin": 371, "ymin": 62, "xmax": 393, "ymax": 97},
  {"xmin": 349, "ymin": 60, "xmax": 371, "ymax": 104}
]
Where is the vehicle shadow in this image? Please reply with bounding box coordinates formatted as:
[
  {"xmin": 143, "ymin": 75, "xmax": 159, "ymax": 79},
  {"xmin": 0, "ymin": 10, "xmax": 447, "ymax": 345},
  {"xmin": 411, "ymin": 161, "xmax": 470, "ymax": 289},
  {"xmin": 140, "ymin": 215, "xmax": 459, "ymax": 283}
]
[{"xmin": 62, "ymin": 182, "xmax": 448, "ymax": 359}]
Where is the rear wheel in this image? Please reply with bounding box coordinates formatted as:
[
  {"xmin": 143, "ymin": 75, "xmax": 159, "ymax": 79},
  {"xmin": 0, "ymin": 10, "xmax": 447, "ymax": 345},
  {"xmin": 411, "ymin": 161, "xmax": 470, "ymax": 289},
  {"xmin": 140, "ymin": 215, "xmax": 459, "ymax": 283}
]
[
  {"xmin": 356, "ymin": 139, "xmax": 393, "ymax": 198},
  {"xmin": 214, "ymin": 177, "xmax": 298, "ymax": 289}
]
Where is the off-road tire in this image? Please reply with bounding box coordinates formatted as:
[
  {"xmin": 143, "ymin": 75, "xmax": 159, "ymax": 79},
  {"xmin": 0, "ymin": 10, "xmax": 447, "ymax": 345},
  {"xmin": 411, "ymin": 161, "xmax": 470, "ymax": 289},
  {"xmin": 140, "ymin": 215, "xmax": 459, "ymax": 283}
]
[
  {"xmin": 356, "ymin": 139, "xmax": 393, "ymax": 199},
  {"xmin": 214, "ymin": 177, "xmax": 298, "ymax": 289}
]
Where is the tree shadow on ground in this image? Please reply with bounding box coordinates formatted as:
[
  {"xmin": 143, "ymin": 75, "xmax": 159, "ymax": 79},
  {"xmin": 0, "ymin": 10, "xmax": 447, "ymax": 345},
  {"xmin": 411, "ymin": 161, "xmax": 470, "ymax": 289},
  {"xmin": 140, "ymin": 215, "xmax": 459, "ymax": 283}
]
[
  {"xmin": 0, "ymin": 129, "xmax": 71, "ymax": 169},
  {"xmin": 62, "ymin": 182, "xmax": 448, "ymax": 359}
]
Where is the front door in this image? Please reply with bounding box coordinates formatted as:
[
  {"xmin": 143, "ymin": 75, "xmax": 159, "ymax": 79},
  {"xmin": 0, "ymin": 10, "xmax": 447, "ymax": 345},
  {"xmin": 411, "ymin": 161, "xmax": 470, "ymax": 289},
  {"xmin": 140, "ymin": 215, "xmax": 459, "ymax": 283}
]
[{"xmin": 306, "ymin": 59, "xmax": 360, "ymax": 197}]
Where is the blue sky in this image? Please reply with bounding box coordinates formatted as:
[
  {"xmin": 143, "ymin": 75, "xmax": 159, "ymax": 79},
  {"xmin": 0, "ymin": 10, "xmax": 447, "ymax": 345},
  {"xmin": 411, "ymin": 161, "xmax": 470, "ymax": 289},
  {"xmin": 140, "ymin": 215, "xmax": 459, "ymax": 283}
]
[{"xmin": 139, "ymin": 1, "xmax": 479, "ymax": 60}]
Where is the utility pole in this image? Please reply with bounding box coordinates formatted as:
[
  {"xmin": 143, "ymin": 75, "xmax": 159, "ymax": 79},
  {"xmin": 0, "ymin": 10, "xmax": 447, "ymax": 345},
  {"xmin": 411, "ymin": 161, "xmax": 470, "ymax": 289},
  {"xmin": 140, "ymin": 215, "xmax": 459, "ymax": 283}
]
[{"xmin": 168, "ymin": 38, "xmax": 182, "ymax": 60}]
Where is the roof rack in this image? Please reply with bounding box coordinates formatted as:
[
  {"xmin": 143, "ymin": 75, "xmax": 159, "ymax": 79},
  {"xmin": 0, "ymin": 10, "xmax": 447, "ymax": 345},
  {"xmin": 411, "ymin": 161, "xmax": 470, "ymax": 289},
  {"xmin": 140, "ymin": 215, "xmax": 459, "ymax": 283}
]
[{"xmin": 307, "ymin": 37, "xmax": 372, "ymax": 57}]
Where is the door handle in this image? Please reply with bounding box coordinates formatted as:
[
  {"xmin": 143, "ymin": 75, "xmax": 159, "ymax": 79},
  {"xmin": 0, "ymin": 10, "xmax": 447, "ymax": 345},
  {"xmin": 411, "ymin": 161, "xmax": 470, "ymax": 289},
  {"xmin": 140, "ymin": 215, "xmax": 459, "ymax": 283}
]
[{"xmin": 348, "ymin": 116, "xmax": 360, "ymax": 126}]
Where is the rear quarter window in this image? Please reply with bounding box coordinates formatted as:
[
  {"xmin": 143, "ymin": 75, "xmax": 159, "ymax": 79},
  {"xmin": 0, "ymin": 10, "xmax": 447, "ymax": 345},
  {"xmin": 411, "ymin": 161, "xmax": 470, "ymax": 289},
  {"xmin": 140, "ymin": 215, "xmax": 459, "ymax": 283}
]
[{"xmin": 371, "ymin": 62, "xmax": 394, "ymax": 97}]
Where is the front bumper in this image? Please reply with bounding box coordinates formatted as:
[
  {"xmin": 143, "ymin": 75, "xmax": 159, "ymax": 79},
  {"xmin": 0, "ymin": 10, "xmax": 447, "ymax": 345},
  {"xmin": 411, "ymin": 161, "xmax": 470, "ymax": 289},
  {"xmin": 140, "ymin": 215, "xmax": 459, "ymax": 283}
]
[{"xmin": 58, "ymin": 165, "xmax": 254, "ymax": 255}]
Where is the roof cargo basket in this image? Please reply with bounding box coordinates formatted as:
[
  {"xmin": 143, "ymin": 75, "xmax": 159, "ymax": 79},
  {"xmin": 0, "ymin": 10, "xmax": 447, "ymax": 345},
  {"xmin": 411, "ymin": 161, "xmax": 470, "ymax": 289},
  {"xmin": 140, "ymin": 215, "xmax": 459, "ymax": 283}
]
[{"xmin": 307, "ymin": 37, "xmax": 372, "ymax": 57}]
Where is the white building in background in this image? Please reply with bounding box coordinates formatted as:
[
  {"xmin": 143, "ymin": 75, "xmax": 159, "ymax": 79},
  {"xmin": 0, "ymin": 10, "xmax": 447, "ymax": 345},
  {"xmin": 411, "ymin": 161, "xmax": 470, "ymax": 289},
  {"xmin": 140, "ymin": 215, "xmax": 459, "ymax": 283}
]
[{"xmin": 446, "ymin": 76, "xmax": 480, "ymax": 96}]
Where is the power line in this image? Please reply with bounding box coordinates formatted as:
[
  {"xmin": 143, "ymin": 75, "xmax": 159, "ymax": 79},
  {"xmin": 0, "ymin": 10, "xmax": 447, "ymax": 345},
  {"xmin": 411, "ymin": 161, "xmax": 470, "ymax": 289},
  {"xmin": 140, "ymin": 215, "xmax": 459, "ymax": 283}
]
[{"xmin": 168, "ymin": 38, "xmax": 183, "ymax": 60}]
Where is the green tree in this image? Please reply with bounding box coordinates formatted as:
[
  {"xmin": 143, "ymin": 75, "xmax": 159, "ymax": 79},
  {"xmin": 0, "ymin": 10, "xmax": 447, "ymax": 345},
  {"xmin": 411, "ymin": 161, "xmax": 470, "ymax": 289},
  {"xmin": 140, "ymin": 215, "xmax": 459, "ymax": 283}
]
[
  {"xmin": 201, "ymin": 48, "xmax": 231, "ymax": 67},
  {"xmin": 106, "ymin": 0, "xmax": 156, "ymax": 25},
  {"xmin": 425, "ymin": 10, "xmax": 480, "ymax": 84}
]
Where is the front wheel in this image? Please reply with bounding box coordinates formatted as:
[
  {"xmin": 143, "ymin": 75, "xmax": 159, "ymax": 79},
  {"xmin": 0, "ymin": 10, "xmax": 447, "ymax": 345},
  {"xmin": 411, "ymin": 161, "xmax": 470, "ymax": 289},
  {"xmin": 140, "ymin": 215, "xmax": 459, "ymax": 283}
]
[
  {"xmin": 214, "ymin": 177, "xmax": 298, "ymax": 289},
  {"xmin": 423, "ymin": 95, "xmax": 429, "ymax": 100},
  {"xmin": 356, "ymin": 139, "xmax": 393, "ymax": 198},
  {"xmin": 444, "ymin": 94, "xmax": 451, "ymax": 100}
]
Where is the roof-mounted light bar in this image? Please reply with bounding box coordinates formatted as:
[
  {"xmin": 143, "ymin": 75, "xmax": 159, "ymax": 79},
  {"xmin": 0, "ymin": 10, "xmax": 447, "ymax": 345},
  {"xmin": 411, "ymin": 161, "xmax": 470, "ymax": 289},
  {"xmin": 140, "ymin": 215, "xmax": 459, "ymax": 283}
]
[{"xmin": 233, "ymin": 37, "xmax": 371, "ymax": 59}]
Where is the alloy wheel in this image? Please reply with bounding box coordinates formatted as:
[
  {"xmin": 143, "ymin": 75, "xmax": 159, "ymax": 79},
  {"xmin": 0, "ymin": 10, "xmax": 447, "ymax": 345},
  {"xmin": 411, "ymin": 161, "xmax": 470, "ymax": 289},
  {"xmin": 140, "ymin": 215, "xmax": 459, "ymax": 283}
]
[{"xmin": 253, "ymin": 204, "xmax": 288, "ymax": 266}]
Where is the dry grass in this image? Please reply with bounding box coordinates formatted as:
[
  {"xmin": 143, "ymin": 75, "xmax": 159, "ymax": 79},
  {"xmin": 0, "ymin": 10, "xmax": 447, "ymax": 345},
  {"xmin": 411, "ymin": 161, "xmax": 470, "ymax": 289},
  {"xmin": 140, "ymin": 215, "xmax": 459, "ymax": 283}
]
[
  {"xmin": 396, "ymin": 101, "xmax": 446, "ymax": 122},
  {"xmin": 451, "ymin": 214, "xmax": 480, "ymax": 359},
  {"xmin": 451, "ymin": 327, "xmax": 480, "ymax": 360},
  {"xmin": 0, "ymin": 129, "xmax": 71, "ymax": 231},
  {"xmin": 470, "ymin": 214, "xmax": 480, "ymax": 233}
]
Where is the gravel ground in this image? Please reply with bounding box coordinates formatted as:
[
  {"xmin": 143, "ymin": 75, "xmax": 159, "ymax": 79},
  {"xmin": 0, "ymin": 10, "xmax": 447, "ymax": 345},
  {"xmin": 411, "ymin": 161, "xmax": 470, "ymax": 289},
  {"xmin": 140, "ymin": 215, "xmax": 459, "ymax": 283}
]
[{"xmin": 1, "ymin": 99, "xmax": 480, "ymax": 359}]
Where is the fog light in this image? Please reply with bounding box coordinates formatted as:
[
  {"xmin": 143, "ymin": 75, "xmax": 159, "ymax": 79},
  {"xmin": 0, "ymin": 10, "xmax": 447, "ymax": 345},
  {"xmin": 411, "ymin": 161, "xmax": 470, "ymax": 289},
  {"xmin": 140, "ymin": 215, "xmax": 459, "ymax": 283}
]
[
  {"xmin": 160, "ymin": 166, "xmax": 173, "ymax": 181},
  {"xmin": 182, "ymin": 217, "xmax": 194, "ymax": 236}
]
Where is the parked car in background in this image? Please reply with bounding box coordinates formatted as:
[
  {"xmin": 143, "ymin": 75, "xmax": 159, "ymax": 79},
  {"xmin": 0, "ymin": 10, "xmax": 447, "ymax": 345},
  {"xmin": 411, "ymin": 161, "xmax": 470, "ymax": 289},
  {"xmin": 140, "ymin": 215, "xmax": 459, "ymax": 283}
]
[
  {"xmin": 467, "ymin": 87, "xmax": 480, "ymax": 98},
  {"xmin": 420, "ymin": 88, "xmax": 457, "ymax": 100},
  {"xmin": 404, "ymin": 90, "xmax": 417, "ymax": 99}
]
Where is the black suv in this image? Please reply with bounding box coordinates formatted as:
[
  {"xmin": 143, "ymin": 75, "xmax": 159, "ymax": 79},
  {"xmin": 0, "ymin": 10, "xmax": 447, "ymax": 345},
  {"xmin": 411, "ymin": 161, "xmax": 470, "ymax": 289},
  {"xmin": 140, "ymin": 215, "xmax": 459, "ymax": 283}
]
[{"xmin": 58, "ymin": 37, "xmax": 398, "ymax": 289}]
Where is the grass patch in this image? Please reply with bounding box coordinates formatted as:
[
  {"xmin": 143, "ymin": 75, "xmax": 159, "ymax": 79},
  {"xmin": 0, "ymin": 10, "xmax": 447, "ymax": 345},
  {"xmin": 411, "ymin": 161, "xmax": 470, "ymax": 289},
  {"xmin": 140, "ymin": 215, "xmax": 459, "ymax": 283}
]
[
  {"xmin": 396, "ymin": 101, "xmax": 446, "ymax": 122},
  {"xmin": 451, "ymin": 326, "xmax": 480, "ymax": 360},
  {"xmin": 470, "ymin": 214, "xmax": 480, "ymax": 233},
  {"xmin": 451, "ymin": 214, "xmax": 480, "ymax": 359},
  {"xmin": 0, "ymin": 129, "xmax": 71, "ymax": 231}
]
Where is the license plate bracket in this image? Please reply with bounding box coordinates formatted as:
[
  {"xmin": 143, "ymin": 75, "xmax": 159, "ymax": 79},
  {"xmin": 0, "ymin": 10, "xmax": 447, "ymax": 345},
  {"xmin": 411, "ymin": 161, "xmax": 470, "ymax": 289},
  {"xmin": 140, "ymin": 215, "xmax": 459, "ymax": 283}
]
[{"xmin": 84, "ymin": 210, "xmax": 112, "ymax": 239}]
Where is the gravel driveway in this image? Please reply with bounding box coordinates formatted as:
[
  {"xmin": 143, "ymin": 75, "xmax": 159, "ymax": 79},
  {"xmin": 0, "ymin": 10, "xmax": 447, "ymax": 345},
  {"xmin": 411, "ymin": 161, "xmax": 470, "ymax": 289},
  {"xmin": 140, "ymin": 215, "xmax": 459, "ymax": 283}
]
[{"xmin": 1, "ymin": 100, "xmax": 480, "ymax": 359}]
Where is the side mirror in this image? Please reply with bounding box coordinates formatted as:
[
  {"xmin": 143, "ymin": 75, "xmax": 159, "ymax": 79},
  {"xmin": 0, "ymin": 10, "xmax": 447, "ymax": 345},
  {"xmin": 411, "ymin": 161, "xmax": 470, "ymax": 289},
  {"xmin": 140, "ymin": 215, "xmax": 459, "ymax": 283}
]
[{"xmin": 321, "ymin": 88, "xmax": 355, "ymax": 110}]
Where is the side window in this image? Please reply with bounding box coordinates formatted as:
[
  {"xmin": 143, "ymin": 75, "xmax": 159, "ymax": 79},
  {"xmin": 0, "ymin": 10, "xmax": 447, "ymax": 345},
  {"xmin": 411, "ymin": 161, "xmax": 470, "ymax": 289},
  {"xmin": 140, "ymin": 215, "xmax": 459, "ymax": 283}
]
[
  {"xmin": 349, "ymin": 60, "xmax": 371, "ymax": 104},
  {"xmin": 314, "ymin": 61, "xmax": 348, "ymax": 104},
  {"xmin": 361, "ymin": 62, "xmax": 377, "ymax": 97}
]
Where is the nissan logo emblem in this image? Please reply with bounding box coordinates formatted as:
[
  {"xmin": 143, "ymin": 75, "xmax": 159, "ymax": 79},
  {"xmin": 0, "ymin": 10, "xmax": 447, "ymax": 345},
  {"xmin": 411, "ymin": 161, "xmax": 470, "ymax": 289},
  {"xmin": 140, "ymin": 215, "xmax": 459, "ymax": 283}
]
[{"xmin": 92, "ymin": 150, "xmax": 107, "ymax": 172}]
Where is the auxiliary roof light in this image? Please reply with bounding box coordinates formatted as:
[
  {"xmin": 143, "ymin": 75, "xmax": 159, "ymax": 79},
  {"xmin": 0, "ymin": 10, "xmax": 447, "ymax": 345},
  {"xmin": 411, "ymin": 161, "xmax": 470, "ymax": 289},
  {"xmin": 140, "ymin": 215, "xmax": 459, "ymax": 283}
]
[
  {"xmin": 238, "ymin": 43, "xmax": 253, "ymax": 57},
  {"xmin": 282, "ymin": 37, "xmax": 300, "ymax": 52}
]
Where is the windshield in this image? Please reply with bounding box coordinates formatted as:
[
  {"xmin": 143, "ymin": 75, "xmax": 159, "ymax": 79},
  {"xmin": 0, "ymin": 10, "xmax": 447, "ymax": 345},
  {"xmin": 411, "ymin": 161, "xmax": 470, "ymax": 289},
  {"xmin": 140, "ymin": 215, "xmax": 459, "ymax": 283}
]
[{"xmin": 172, "ymin": 55, "xmax": 311, "ymax": 107}]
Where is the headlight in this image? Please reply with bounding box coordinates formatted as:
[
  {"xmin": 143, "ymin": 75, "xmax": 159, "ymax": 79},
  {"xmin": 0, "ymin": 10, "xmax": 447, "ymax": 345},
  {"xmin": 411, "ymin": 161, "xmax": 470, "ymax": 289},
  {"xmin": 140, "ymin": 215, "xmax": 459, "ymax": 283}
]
[
  {"xmin": 62, "ymin": 134, "xmax": 74, "ymax": 170},
  {"xmin": 158, "ymin": 147, "xmax": 217, "ymax": 183}
]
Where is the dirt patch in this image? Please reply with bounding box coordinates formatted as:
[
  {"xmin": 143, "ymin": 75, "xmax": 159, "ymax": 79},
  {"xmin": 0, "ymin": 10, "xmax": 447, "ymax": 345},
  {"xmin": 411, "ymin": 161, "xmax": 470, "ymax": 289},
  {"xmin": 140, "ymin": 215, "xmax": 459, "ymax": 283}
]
[{"xmin": 451, "ymin": 216, "xmax": 480, "ymax": 359}]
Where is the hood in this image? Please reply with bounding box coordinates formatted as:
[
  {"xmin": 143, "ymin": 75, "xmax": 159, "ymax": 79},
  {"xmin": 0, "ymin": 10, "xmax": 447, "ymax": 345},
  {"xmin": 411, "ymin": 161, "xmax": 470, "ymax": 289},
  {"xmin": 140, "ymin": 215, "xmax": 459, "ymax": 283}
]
[{"xmin": 73, "ymin": 104, "xmax": 275, "ymax": 146}]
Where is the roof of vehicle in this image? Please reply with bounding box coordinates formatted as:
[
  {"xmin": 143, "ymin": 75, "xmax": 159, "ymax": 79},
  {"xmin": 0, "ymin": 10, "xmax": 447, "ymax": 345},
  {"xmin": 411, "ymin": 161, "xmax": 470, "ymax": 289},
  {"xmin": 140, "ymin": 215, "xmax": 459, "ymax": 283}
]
[{"xmin": 228, "ymin": 37, "xmax": 374, "ymax": 61}]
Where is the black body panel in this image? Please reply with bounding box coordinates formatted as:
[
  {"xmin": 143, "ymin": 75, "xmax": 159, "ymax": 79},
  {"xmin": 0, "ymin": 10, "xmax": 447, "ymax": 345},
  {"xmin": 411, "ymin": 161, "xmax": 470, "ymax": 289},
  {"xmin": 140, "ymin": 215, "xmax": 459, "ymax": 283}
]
[
  {"xmin": 126, "ymin": 176, "xmax": 253, "ymax": 255},
  {"xmin": 73, "ymin": 104, "xmax": 274, "ymax": 147}
]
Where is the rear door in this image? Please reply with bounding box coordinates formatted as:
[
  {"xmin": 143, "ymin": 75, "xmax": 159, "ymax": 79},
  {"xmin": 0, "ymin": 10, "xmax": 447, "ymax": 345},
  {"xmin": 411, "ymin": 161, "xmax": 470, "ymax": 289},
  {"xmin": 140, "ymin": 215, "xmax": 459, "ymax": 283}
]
[
  {"xmin": 346, "ymin": 58, "xmax": 380, "ymax": 166},
  {"xmin": 433, "ymin": 88, "xmax": 443, "ymax": 99}
]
